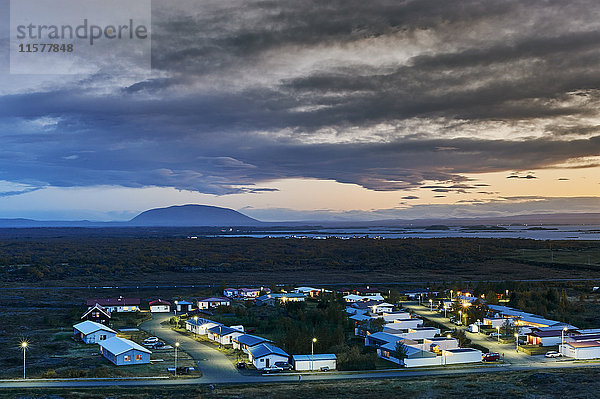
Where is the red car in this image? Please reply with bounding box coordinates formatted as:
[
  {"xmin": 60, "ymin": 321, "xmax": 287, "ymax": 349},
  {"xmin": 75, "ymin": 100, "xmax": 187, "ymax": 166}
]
[{"xmin": 482, "ymin": 352, "xmax": 500, "ymax": 362}]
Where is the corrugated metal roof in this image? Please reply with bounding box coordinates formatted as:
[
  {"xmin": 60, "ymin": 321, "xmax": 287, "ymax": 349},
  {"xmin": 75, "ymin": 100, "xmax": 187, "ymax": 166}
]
[
  {"xmin": 99, "ymin": 337, "xmax": 151, "ymax": 355},
  {"xmin": 233, "ymin": 334, "xmax": 270, "ymax": 346},
  {"xmin": 292, "ymin": 354, "xmax": 337, "ymax": 361},
  {"xmin": 248, "ymin": 343, "xmax": 288, "ymax": 359},
  {"xmin": 73, "ymin": 320, "xmax": 116, "ymax": 335}
]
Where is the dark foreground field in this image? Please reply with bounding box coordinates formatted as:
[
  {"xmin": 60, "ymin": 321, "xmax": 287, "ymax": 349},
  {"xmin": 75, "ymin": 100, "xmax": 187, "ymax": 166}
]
[{"xmin": 4, "ymin": 368, "xmax": 600, "ymax": 398}]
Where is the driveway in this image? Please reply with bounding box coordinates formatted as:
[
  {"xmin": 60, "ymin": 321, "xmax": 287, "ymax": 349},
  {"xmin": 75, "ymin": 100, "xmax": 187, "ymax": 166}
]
[{"xmin": 141, "ymin": 314, "xmax": 241, "ymax": 381}]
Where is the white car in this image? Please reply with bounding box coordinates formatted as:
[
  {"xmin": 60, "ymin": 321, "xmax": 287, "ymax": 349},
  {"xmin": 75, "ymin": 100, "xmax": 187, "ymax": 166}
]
[
  {"xmin": 545, "ymin": 351, "xmax": 562, "ymax": 358},
  {"xmin": 143, "ymin": 337, "xmax": 159, "ymax": 345}
]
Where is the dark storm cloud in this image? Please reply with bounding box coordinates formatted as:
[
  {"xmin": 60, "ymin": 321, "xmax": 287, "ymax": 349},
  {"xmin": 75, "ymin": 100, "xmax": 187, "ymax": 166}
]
[{"xmin": 2, "ymin": 0, "xmax": 600, "ymax": 194}]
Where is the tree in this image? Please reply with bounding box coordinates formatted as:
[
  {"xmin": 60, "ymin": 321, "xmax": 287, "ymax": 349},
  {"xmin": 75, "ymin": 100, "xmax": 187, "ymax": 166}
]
[{"xmin": 394, "ymin": 341, "xmax": 409, "ymax": 363}]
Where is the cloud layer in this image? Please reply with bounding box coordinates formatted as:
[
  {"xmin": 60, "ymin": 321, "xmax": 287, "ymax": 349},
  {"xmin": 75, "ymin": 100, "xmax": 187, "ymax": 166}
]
[{"xmin": 2, "ymin": 0, "xmax": 600, "ymax": 199}]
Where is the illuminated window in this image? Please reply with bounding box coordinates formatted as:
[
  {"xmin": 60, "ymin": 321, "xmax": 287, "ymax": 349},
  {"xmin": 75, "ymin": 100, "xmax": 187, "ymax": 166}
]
[
  {"xmin": 136, "ymin": 354, "xmax": 143, "ymax": 361},
  {"xmin": 124, "ymin": 355, "xmax": 131, "ymax": 361},
  {"xmin": 123, "ymin": 307, "xmax": 129, "ymax": 311}
]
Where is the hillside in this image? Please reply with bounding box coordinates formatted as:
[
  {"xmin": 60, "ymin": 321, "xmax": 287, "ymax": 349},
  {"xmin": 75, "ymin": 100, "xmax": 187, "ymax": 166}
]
[{"xmin": 127, "ymin": 204, "xmax": 262, "ymax": 226}]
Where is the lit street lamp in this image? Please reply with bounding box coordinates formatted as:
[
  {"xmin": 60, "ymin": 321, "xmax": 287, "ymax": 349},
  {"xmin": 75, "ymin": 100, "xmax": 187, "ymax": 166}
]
[
  {"xmin": 562, "ymin": 326, "xmax": 568, "ymax": 345},
  {"xmin": 458, "ymin": 310, "xmax": 462, "ymax": 325},
  {"xmin": 174, "ymin": 342, "xmax": 180, "ymax": 376},
  {"xmin": 514, "ymin": 333, "xmax": 519, "ymax": 352},
  {"xmin": 450, "ymin": 290, "xmax": 453, "ymax": 301},
  {"xmin": 193, "ymin": 316, "xmax": 198, "ymax": 337},
  {"xmin": 21, "ymin": 341, "xmax": 28, "ymax": 379},
  {"xmin": 429, "ymin": 298, "xmax": 433, "ymax": 312},
  {"xmin": 311, "ymin": 337, "xmax": 317, "ymax": 371},
  {"xmin": 496, "ymin": 326, "xmax": 500, "ymax": 343}
]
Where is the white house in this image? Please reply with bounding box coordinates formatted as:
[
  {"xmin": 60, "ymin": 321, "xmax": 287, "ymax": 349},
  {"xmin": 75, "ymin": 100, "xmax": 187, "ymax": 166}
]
[
  {"xmin": 382, "ymin": 327, "xmax": 440, "ymax": 340},
  {"xmin": 247, "ymin": 343, "xmax": 289, "ymax": 369},
  {"xmin": 291, "ymin": 354, "xmax": 337, "ymax": 371},
  {"xmin": 293, "ymin": 287, "xmax": 323, "ymax": 297},
  {"xmin": 344, "ymin": 294, "xmax": 385, "ymax": 302},
  {"xmin": 224, "ymin": 287, "xmax": 270, "ymax": 299},
  {"xmin": 175, "ymin": 300, "xmax": 194, "ymax": 313},
  {"xmin": 185, "ymin": 318, "xmax": 223, "ymax": 335},
  {"xmin": 384, "ymin": 318, "xmax": 423, "ymax": 330},
  {"xmin": 483, "ymin": 317, "xmax": 506, "ymax": 329},
  {"xmin": 370, "ymin": 302, "xmax": 394, "ymax": 314},
  {"xmin": 197, "ymin": 297, "xmax": 231, "ymax": 310},
  {"xmin": 381, "ymin": 311, "xmax": 411, "ymax": 322},
  {"xmin": 73, "ymin": 321, "xmax": 117, "ymax": 344},
  {"xmin": 98, "ymin": 336, "xmax": 152, "ymax": 366},
  {"xmin": 86, "ymin": 297, "xmax": 140, "ymax": 313},
  {"xmin": 149, "ymin": 299, "xmax": 171, "ymax": 313},
  {"xmin": 233, "ymin": 334, "xmax": 272, "ymax": 354},
  {"xmin": 378, "ymin": 342, "xmax": 439, "ymax": 367},
  {"xmin": 80, "ymin": 303, "xmax": 111, "ymax": 325},
  {"xmin": 560, "ymin": 340, "xmax": 600, "ymax": 359},
  {"xmin": 207, "ymin": 325, "xmax": 245, "ymax": 345}
]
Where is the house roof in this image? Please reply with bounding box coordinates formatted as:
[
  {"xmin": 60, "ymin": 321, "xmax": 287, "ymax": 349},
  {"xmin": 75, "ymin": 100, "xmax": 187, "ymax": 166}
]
[
  {"xmin": 367, "ymin": 332, "xmax": 403, "ymax": 344},
  {"xmin": 248, "ymin": 343, "xmax": 289, "ymax": 359},
  {"xmin": 528, "ymin": 329, "xmax": 567, "ymax": 338},
  {"xmin": 185, "ymin": 318, "xmax": 221, "ymax": 327},
  {"xmin": 380, "ymin": 341, "xmax": 436, "ymax": 358},
  {"xmin": 99, "ymin": 336, "xmax": 151, "ymax": 355},
  {"xmin": 207, "ymin": 325, "xmax": 242, "ymax": 336},
  {"xmin": 569, "ymin": 334, "xmax": 600, "ymax": 342},
  {"xmin": 149, "ymin": 299, "xmax": 171, "ymax": 306},
  {"xmin": 352, "ymin": 300, "xmax": 383, "ymax": 309},
  {"xmin": 73, "ymin": 320, "xmax": 116, "ymax": 335},
  {"xmin": 86, "ymin": 297, "xmax": 140, "ymax": 307},
  {"xmin": 175, "ymin": 300, "xmax": 193, "ymax": 305},
  {"xmin": 292, "ymin": 354, "xmax": 337, "ymax": 361},
  {"xmin": 444, "ymin": 348, "xmax": 481, "ymax": 354},
  {"xmin": 233, "ymin": 334, "xmax": 270, "ymax": 346},
  {"xmin": 349, "ymin": 314, "xmax": 374, "ymax": 322},
  {"xmin": 81, "ymin": 303, "xmax": 111, "ymax": 319},
  {"xmin": 198, "ymin": 297, "xmax": 230, "ymax": 302},
  {"xmin": 566, "ymin": 340, "xmax": 600, "ymax": 348}
]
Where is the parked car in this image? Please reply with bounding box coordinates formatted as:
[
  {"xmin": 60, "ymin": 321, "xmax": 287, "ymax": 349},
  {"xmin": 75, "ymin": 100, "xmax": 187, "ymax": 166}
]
[
  {"xmin": 274, "ymin": 361, "xmax": 292, "ymax": 371},
  {"xmin": 143, "ymin": 337, "xmax": 159, "ymax": 345},
  {"xmin": 453, "ymin": 320, "xmax": 462, "ymax": 326},
  {"xmin": 236, "ymin": 361, "xmax": 247, "ymax": 369},
  {"xmin": 482, "ymin": 352, "xmax": 500, "ymax": 362},
  {"xmin": 320, "ymin": 366, "xmax": 330, "ymax": 371},
  {"xmin": 262, "ymin": 365, "xmax": 283, "ymax": 374},
  {"xmin": 151, "ymin": 341, "xmax": 166, "ymax": 349},
  {"xmin": 545, "ymin": 351, "xmax": 562, "ymax": 358},
  {"xmin": 489, "ymin": 332, "xmax": 500, "ymax": 338}
]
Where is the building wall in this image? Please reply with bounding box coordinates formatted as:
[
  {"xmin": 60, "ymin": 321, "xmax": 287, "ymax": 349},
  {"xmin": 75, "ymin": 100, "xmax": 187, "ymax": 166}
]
[
  {"xmin": 106, "ymin": 305, "xmax": 139, "ymax": 313},
  {"xmin": 293, "ymin": 359, "xmax": 337, "ymax": 371},
  {"xmin": 150, "ymin": 305, "xmax": 170, "ymax": 313},
  {"xmin": 76, "ymin": 329, "xmax": 116, "ymax": 344},
  {"xmin": 102, "ymin": 349, "xmax": 151, "ymax": 366},
  {"xmin": 560, "ymin": 344, "xmax": 600, "ymax": 359},
  {"xmin": 404, "ymin": 357, "xmax": 442, "ymax": 368},
  {"xmin": 443, "ymin": 350, "xmax": 482, "ymax": 365},
  {"xmin": 252, "ymin": 354, "xmax": 289, "ymax": 369}
]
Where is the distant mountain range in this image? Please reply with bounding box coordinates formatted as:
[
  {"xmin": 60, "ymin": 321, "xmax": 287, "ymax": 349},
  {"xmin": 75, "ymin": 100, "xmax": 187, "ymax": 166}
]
[{"xmin": 0, "ymin": 205, "xmax": 599, "ymax": 228}]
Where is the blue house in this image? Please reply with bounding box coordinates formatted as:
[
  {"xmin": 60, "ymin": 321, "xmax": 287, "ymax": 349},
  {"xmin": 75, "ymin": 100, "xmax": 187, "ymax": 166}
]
[{"xmin": 99, "ymin": 337, "xmax": 151, "ymax": 366}]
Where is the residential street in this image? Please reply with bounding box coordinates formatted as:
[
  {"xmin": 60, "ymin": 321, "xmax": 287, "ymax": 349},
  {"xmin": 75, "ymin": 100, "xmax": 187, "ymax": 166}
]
[{"xmin": 141, "ymin": 314, "xmax": 240, "ymax": 380}]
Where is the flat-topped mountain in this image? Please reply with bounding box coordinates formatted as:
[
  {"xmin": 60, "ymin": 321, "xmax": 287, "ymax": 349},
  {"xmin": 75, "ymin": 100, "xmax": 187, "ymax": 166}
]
[{"xmin": 128, "ymin": 204, "xmax": 261, "ymax": 226}]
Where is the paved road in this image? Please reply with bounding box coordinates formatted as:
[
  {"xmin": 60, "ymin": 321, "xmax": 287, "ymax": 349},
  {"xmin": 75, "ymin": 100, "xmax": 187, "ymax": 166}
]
[{"xmin": 141, "ymin": 314, "xmax": 240, "ymax": 380}]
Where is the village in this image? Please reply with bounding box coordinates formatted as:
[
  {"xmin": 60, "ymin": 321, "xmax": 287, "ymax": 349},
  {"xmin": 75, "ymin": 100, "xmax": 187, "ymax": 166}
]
[{"xmin": 60, "ymin": 283, "xmax": 600, "ymax": 380}]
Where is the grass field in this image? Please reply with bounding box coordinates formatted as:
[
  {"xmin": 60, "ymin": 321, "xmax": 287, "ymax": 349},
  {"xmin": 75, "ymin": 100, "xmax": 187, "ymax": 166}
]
[{"xmin": 3, "ymin": 368, "xmax": 600, "ymax": 398}]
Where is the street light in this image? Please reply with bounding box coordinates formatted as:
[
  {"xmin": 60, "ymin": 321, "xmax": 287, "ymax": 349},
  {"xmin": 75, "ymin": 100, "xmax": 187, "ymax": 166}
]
[
  {"xmin": 311, "ymin": 338, "xmax": 317, "ymax": 371},
  {"xmin": 174, "ymin": 342, "xmax": 180, "ymax": 376},
  {"xmin": 459, "ymin": 310, "xmax": 462, "ymax": 325},
  {"xmin": 562, "ymin": 326, "xmax": 568, "ymax": 345},
  {"xmin": 514, "ymin": 333, "xmax": 519, "ymax": 352},
  {"xmin": 429, "ymin": 298, "xmax": 433, "ymax": 312},
  {"xmin": 174, "ymin": 301, "xmax": 178, "ymax": 316},
  {"xmin": 193, "ymin": 316, "xmax": 198, "ymax": 337},
  {"xmin": 450, "ymin": 290, "xmax": 453, "ymax": 301},
  {"xmin": 20, "ymin": 341, "xmax": 28, "ymax": 379},
  {"xmin": 496, "ymin": 326, "xmax": 500, "ymax": 343}
]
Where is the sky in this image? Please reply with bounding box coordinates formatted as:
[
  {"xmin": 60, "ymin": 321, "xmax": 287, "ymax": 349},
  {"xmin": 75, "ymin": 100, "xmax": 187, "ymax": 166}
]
[{"xmin": 0, "ymin": 0, "xmax": 600, "ymax": 221}]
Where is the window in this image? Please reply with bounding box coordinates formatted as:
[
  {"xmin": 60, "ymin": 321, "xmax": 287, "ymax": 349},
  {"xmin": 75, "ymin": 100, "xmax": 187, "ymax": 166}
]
[
  {"xmin": 123, "ymin": 307, "xmax": 129, "ymax": 311},
  {"xmin": 136, "ymin": 354, "xmax": 143, "ymax": 361},
  {"xmin": 99, "ymin": 335, "xmax": 106, "ymax": 340},
  {"xmin": 124, "ymin": 355, "xmax": 131, "ymax": 362}
]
